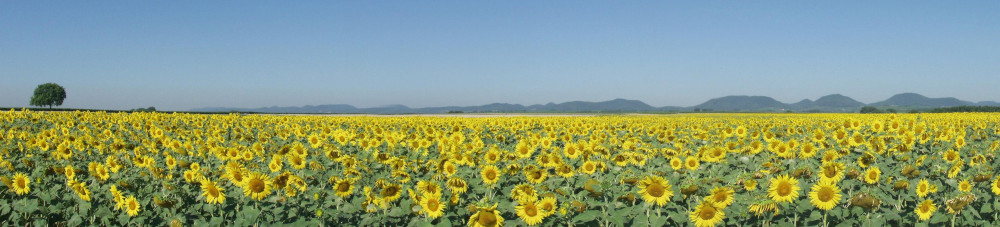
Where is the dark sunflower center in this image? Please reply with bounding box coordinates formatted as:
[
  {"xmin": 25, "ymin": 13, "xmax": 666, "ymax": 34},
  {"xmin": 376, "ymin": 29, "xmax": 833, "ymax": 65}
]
[
  {"xmin": 699, "ymin": 206, "xmax": 717, "ymax": 220},
  {"xmin": 250, "ymin": 179, "xmax": 265, "ymax": 193},
  {"xmin": 525, "ymin": 204, "xmax": 538, "ymax": 216},
  {"xmin": 426, "ymin": 199, "xmax": 440, "ymax": 211},
  {"xmin": 818, "ymin": 187, "xmax": 834, "ymax": 201},
  {"xmin": 477, "ymin": 211, "xmax": 497, "ymax": 226},
  {"xmin": 919, "ymin": 203, "xmax": 931, "ymax": 212},
  {"xmin": 714, "ymin": 192, "xmax": 727, "ymax": 202},
  {"xmin": 208, "ymin": 186, "xmax": 220, "ymax": 197},
  {"xmin": 647, "ymin": 183, "xmax": 665, "ymax": 197},
  {"xmin": 777, "ymin": 182, "xmax": 791, "ymax": 195},
  {"xmin": 824, "ymin": 168, "xmax": 837, "ymax": 178}
]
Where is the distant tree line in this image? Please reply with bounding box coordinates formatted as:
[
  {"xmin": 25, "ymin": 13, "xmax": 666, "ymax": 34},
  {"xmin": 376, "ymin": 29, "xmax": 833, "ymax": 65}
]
[
  {"xmin": 926, "ymin": 106, "xmax": 1000, "ymax": 113},
  {"xmin": 130, "ymin": 106, "xmax": 157, "ymax": 112},
  {"xmin": 859, "ymin": 106, "xmax": 899, "ymax": 113}
]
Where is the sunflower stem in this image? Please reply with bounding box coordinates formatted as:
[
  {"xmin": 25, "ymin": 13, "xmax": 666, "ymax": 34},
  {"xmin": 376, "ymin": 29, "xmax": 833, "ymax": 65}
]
[{"xmin": 822, "ymin": 210, "xmax": 828, "ymax": 227}]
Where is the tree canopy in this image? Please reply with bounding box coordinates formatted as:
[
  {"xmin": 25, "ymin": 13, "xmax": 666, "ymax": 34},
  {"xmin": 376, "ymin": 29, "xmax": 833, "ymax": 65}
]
[{"xmin": 30, "ymin": 83, "xmax": 67, "ymax": 109}]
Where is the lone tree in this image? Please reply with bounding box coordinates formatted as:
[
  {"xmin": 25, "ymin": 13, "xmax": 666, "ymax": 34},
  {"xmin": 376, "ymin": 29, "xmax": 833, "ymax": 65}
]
[{"xmin": 30, "ymin": 83, "xmax": 67, "ymax": 109}]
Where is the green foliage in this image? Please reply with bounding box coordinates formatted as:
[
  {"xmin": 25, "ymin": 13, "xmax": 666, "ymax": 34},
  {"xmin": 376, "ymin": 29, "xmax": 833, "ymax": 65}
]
[
  {"xmin": 860, "ymin": 106, "xmax": 882, "ymax": 113},
  {"xmin": 29, "ymin": 83, "xmax": 67, "ymax": 109},
  {"xmin": 928, "ymin": 106, "xmax": 1000, "ymax": 113}
]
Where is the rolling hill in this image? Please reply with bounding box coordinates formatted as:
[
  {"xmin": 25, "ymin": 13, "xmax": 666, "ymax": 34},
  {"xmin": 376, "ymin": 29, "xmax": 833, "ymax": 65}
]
[{"xmin": 190, "ymin": 93, "xmax": 1000, "ymax": 113}]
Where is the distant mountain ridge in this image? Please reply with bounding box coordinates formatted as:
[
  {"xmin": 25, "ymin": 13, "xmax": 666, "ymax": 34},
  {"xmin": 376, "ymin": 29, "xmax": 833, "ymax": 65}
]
[{"xmin": 190, "ymin": 93, "xmax": 1000, "ymax": 113}]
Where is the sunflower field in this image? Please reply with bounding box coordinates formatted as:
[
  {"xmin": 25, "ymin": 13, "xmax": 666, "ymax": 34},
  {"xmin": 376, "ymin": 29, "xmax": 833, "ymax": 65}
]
[{"xmin": 2, "ymin": 110, "xmax": 1000, "ymax": 226}]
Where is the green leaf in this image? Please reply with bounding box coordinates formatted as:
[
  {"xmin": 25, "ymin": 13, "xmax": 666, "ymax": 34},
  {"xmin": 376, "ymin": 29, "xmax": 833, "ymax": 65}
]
[
  {"xmin": 573, "ymin": 210, "xmax": 602, "ymax": 223},
  {"xmin": 806, "ymin": 210, "xmax": 823, "ymax": 222},
  {"xmin": 209, "ymin": 217, "xmax": 224, "ymax": 226},
  {"xmin": 982, "ymin": 203, "xmax": 993, "ymax": 213},
  {"xmin": 834, "ymin": 220, "xmax": 855, "ymax": 227},
  {"xmin": 649, "ymin": 215, "xmax": 668, "ymax": 227},
  {"xmin": 929, "ymin": 213, "xmax": 948, "ymax": 224},
  {"xmin": 670, "ymin": 210, "xmax": 688, "ymax": 224},
  {"xmin": 68, "ymin": 215, "xmax": 83, "ymax": 227},
  {"xmin": 435, "ymin": 218, "xmax": 453, "ymax": 227},
  {"xmin": 631, "ymin": 215, "xmax": 649, "ymax": 226},
  {"xmin": 389, "ymin": 207, "xmax": 407, "ymax": 217},
  {"xmin": 78, "ymin": 201, "xmax": 92, "ymax": 217}
]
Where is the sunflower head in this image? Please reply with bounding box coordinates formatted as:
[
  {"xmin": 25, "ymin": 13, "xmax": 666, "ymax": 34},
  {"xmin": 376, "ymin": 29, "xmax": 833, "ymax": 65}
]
[
  {"xmin": 125, "ymin": 195, "xmax": 140, "ymax": 217},
  {"xmin": 468, "ymin": 203, "xmax": 504, "ymax": 227},
  {"xmin": 808, "ymin": 181, "xmax": 841, "ymax": 211},
  {"xmin": 11, "ymin": 172, "xmax": 30, "ymax": 195},
  {"xmin": 515, "ymin": 197, "xmax": 546, "ymax": 226},
  {"xmin": 242, "ymin": 172, "xmax": 272, "ymax": 201},
  {"xmin": 638, "ymin": 175, "xmax": 673, "ymax": 206},
  {"xmin": 689, "ymin": 200, "xmax": 725, "ymax": 227},
  {"xmin": 916, "ymin": 199, "xmax": 936, "ymax": 221},
  {"xmin": 767, "ymin": 175, "xmax": 800, "ymax": 203}
]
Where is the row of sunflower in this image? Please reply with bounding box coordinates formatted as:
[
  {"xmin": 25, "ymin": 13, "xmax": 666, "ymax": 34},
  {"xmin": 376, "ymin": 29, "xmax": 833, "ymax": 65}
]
[{"xmin": 1, "ymin": 110, "xmax": 1000, "ymax": 226}]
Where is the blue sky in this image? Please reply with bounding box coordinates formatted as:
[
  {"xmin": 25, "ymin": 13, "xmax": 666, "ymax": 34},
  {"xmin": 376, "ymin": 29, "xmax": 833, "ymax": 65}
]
[{"xmin": 2, "ymin": 1, "xmax": 998, "ymax": 110}]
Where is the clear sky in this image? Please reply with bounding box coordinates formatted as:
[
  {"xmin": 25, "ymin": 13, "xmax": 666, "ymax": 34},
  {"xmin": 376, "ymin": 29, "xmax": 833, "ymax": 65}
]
[{"xmin": 2, "ymin": 1, "xmax": 999, "ymax": 111}]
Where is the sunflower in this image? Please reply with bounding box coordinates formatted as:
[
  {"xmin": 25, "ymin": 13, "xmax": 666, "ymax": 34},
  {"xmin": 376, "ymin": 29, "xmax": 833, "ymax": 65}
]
[
  {"xmin": 380, "ymin": 183, "xmax": 403, "ymax": 202},
  {"xmin": 443, "ymin": 161, "xmax": 458, "ymax": 176},
  {"xmin": 308, "ymin": 134, "xmax": 323, "ymax": 148},
  {"xmin": 69, "ymin": 179, "xmax": 92, "ymax": 201},
  {"xmin": 110, "ymin": 185, "xmax": 125, "ymax": 210},
  {"xmin": 64, "ymin": 165, "xmax": 76, "ymax": 181},
  {"xmin": 468, "ymin": 203, "xmax": 504, "ymax": 227},
  {"xmin": 992, "ymin": 177, "xmax": 1000, "ymax": 195},
  {"xmin": 638, "ymin": 176, "xmax": 673, "ymax": 206},
  {"xmin": 481, "ymin": 165, "xmax": 501, "ymax": 186},
  {"xmin": 268, "ymin": 157, "xmax": 283, "ymax": 173},
  {"xmin": 448, "ymin": 177, "xmax": 469, "ymax": 195},
  {"xmin": 516, "ymin": 197, "xmax": 546, "ymax": 226},
  {"xmin": 943, "ymin": 150, "xmax": 960, "ymax": 163},
  {"xmin": 224, "ymin": 164, "xmax": 248, "ymax": 188},
  {"xmin": 808, "ymin": 181, "xmax": 841, "ymax": 211},
  {"xmin": 863, "ymin": 167, "xmax": 880, "ymax": 185},
  {"xmin": 11, "ymin": 172, "xmax": 30, "ymax": 195},
  {"xmin": 707, "ymin": 187, "xmax": 734, "ymax": 208},
  {"xmin": 689, "ymin": 200, "xmax": 725, "ymax": 227},
  {"xmin": 580, "ymin": 161, "xmax": 599, "ymax": 174},
  {"xmin": 958, "ymin": 180, "xmax": 972, "ymax": 192},
  {"xmin": 334, "ymin": 178, "xmax": 355, "ymax": 198},
  {"xmin": 510, "ymin": 184, "xmax": 537, "ymax": 202},
  {"xmin": 670, "ymin": 157, "xmax": 683, "ymax": 170},
  {"xmin": 538, "ymin": 196, "xmax": 558, "ymax": 215},
  {"xmin": 524, "ymin": 167, "xmax": 547, "ymax": 184},
  {"xmin": 417, "ymin": 180, "xmax": 442, "ymax": 195},
  {"xmin": 242, "ymin": 172, "xmax": 272, "ymax": 201},
  {"xmin": 563, "ymin": 144, "xmax": 580, "ymax": 159},
  {"xmin": 685, "ymin": 157, "xmax": 700, "ymax": 170},
  {"xmin": 201, "ymin": 179, "xmax": 226, "ymax": 205},
  {"xmin": 768, "ymin": 175, "xmax": 800, "ymax": 203},
  {"xmin": 289, "ymin": 155, "xmax": 306, "ymax": 170},
  {"xmin": 93, "ymin": 164, "xmax": 110, "ymax": 181},
  {"xmin": 915, "ymin": 199, "xmax": 936, "ymax": 221},
  {"xmin": 125, "ymin": 195, "xmax": 140, "ymax": 217},
  {"xmin": 773, "ymin": 143, "xmax": 793, "ymax": 158},
  {"xmin": 420, "ymin": 193, "xmax": 445, "ymax": 219},
  {"xmin": 799, "ymin": 143, "xmax": 819, "ymax": 158},
  {"xmin": 916, "ymin": 179, "xmax": 937, "ymax": 198},
  {"xmin": 818, "ymin": 162, "xmax": 845, "ymax": 183},
  {"xmin": 743, "ymin": 179, "xmax": 758, "ymax": 191},
  {"xmin": 165, "ymin": 155, "xmax": 177, "ymax": 170}
]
